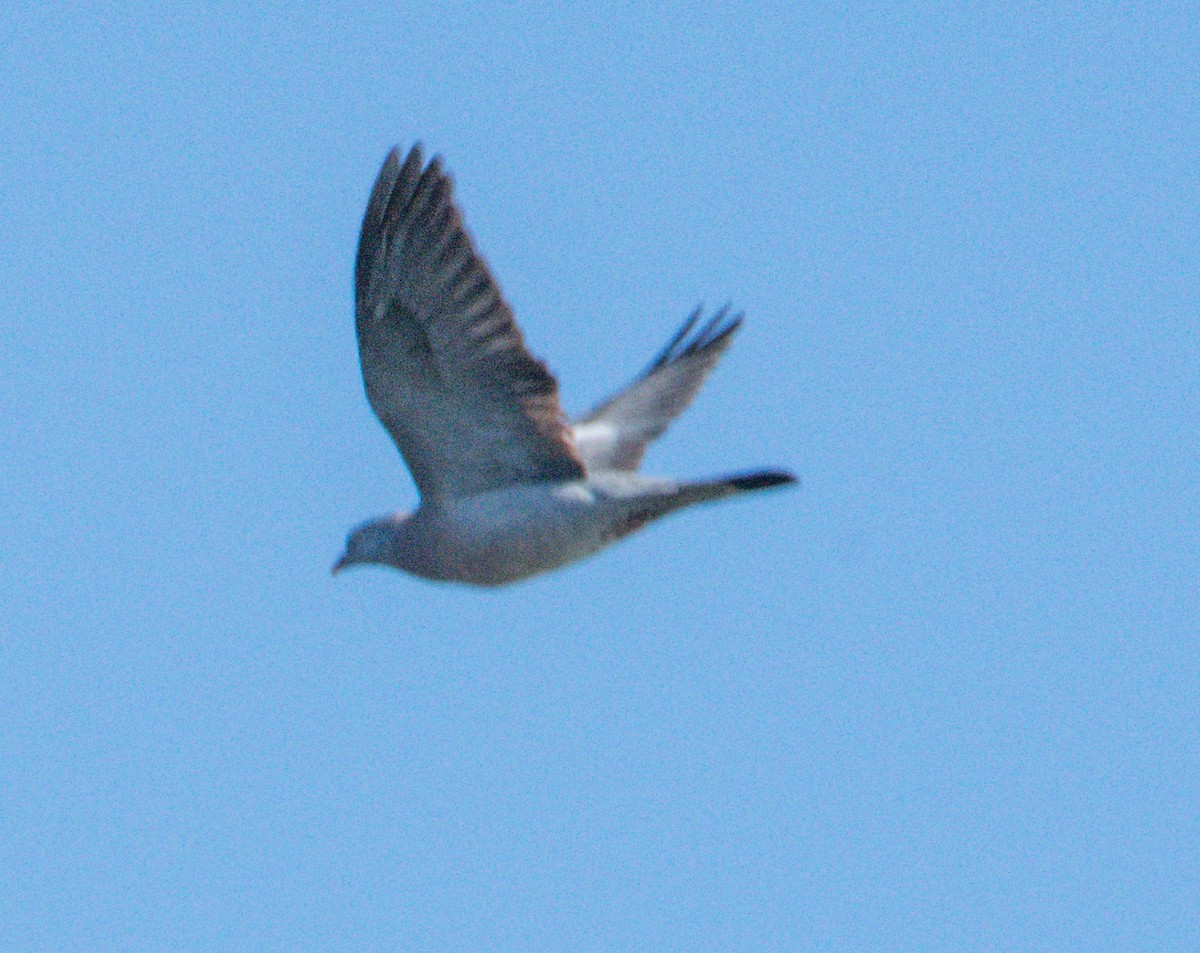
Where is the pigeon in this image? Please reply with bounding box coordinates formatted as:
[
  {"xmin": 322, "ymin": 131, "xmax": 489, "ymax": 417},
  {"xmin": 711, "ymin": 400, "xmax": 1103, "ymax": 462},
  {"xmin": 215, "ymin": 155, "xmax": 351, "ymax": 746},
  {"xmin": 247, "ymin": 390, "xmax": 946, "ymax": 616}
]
[{"xmin": 333, "ymin": 144, "xmax": 796, "ymax": 586}]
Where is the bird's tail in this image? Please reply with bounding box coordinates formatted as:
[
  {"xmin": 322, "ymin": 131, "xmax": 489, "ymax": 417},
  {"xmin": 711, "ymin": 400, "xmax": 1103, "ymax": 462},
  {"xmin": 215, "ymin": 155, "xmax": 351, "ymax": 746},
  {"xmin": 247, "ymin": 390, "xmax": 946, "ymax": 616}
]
[
  {"xmin": 607, "ymin": 469, "xmax": 797, "ymax": 542},
  {"xmin": 719, "ymin": 469, "xmax": 799, "ymax": 493},
  {"xmin": 671, "ymin": 468, "xmax": 799, "ymax": 509}
]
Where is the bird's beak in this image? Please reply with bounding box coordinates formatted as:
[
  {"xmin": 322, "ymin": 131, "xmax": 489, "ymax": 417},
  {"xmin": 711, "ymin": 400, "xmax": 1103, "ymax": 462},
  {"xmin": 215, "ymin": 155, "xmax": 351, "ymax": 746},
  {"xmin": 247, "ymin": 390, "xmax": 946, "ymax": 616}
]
[{"xmin": 331, "ymin": 554, "xmax": 348, "ymax": 575}]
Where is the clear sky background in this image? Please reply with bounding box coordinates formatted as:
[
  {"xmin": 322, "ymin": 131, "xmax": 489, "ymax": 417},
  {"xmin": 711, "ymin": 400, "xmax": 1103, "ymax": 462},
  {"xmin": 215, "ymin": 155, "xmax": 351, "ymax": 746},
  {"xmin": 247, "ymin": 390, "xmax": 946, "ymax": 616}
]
[{"xmin": 3, "ymin": 3, "xmax": 1197, "ymax": 950}]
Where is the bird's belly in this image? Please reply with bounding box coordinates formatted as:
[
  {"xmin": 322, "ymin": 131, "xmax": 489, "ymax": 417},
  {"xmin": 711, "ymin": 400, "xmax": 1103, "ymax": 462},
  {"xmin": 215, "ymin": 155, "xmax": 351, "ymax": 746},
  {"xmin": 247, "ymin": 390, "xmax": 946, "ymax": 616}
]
[{"xmin": 425, "ymin": 484, "xmax": 624, "ymax": 586}]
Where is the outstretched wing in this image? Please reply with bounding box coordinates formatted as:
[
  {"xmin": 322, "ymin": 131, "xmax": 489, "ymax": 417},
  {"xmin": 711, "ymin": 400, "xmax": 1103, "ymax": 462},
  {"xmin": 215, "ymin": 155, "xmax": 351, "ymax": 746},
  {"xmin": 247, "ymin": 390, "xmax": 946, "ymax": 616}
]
[
  {"xmin": 571, "ymin": 307, "xmax": 741, "ymax": 472},
  {"xmin": 355, "ymin": 145, "xmax": 585, "ymax": 501}
]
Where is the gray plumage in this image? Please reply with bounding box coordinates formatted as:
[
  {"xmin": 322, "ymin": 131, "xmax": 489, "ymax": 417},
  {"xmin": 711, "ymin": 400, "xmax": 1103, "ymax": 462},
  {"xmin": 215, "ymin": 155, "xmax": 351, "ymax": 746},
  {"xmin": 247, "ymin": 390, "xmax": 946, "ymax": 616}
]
[{"xmin": 334, "ymin": 144, "xmax": 796, "ymax": 586}]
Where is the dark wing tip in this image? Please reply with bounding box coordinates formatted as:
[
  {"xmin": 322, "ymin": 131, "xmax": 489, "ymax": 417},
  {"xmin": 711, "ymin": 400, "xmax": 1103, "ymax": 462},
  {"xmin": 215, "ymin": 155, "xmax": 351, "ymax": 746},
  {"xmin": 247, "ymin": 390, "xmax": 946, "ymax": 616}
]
[
  {"xmin": 645, "ymin": 304, "xmax": 744, "ymax": 374},
  {"xmin": 358, "ymin": 144, "xmax": 452, "ymax": 307},
  {"xmin": 388, "ymin": 142, "xmax": 424, "ymax": 172}
]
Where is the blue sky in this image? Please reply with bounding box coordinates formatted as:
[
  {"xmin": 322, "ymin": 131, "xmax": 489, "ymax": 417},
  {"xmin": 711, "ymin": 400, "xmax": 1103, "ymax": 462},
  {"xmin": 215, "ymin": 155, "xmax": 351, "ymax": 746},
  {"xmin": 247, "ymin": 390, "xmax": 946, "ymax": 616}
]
[{"xmin": 3, "ymin": 2, "xmax": 1197, "ymax": 949}]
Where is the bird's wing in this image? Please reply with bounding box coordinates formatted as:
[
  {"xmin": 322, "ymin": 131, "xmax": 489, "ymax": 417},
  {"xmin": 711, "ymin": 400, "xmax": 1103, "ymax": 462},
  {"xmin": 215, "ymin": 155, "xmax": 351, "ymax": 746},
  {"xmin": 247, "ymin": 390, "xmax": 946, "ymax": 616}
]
[
  {"xmin": 354, "ymin": 145, "xmax": 586, "ymax": 501},
  {"xmin": 571, "ymin": 307, "xmax": 741, "ymax": 472}
]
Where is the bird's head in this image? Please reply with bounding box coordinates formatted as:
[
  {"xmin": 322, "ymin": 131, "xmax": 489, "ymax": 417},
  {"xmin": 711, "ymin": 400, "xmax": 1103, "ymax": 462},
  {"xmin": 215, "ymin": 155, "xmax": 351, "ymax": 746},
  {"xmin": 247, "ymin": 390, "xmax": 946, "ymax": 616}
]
[{"xmin": 332, "ymin": 513, "xmax": 412, "ymax": 574}]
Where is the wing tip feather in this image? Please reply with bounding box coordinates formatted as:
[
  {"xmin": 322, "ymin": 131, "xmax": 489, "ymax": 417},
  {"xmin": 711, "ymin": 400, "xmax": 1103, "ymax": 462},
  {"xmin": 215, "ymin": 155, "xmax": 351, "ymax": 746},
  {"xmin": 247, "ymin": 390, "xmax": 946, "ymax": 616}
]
[{"xmin": 646, "ymin": 304, "xmax": 743, "ymax": 374}]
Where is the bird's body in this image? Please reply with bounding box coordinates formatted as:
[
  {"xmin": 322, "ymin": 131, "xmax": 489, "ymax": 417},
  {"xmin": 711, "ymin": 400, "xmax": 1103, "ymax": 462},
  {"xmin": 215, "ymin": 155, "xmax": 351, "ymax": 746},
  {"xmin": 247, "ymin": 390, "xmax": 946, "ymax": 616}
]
[
  {"xmin": 344, "ymin": 470, "xmax": 795, "ymax": 586},
  {"xmin": 334, "ymin": 144, "xmax": 796, "ymax": 586}
]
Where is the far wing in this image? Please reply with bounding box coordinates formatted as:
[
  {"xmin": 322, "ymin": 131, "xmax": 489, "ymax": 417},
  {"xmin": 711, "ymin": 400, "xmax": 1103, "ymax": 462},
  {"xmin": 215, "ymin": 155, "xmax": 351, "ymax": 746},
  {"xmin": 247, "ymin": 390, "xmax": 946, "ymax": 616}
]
[
  {"xmin": 571, "ymin": 307, "xmax": 741, "ymax": 472},
  {"xmin": 355, "ymin": 145, "xmax": 585, "ymax": 501}
]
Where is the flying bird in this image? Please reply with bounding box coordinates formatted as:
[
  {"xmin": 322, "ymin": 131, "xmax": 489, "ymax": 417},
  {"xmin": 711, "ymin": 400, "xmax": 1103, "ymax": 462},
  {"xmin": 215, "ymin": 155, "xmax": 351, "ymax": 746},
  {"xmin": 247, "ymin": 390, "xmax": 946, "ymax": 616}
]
[{"xmin": 334, "ymin": 144, "xmax": 796, "ymax": 585}]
